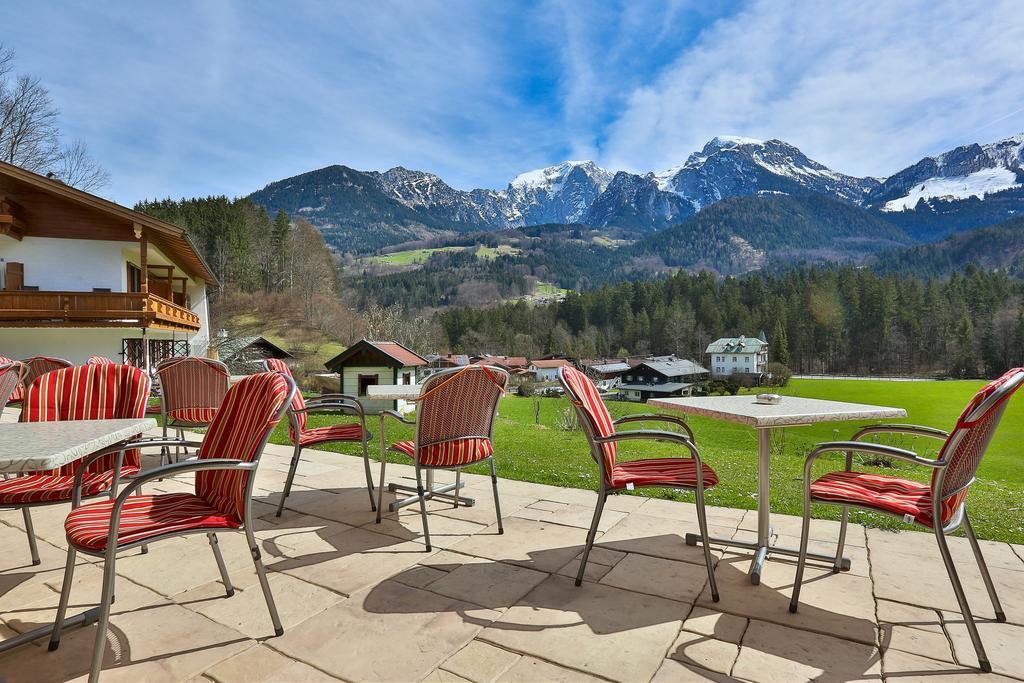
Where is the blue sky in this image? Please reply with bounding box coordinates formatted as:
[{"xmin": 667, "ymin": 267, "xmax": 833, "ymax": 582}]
[{"xmin": 6, "ymin": 0, "xmax": 1024, "ymax": 206}]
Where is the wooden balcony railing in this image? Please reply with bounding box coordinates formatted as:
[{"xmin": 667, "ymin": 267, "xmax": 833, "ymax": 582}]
[{"xmin": 0, "ymin": 291, "xmax": 201, "ymax": 331}]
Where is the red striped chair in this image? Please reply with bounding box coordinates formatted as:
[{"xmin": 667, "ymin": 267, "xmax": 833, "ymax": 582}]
[
  {"xmin": 375, "ymin": 364, "xmax": 508, "ymax": 550},
  {"xmin": 49, "ymin": 371, "xmax": 296, "ymax": 683},
  {"xmin": 559, "ymin": 366, "xmax": 720, "ymax": 599},
  {"xmin": 0, "ymin": 364, "xmax": 150, "ymax": 564},
  {"xmin": 156, "ymin": 357, "xmax": 229, "ymax": 461},
  {"xmin": 262, "ymin": 358, "xmax": 376, "ymax": 516},
  {"xmin": 0, "ymin": 360, "xmax": 25, "ymax": 418},
  {"xmin": 87, "ymin": 355, "xmax": 117, "ymax": 366},
  {"xmin": 790, "ymin": 367, "xmax": 1024, "ymax": 672},
  {"xmin": 13, "ymin": 356, "xmax": 73, "ymax": 407},
  {"xmin": 0, "ymin": 355, "xmax": 25, "ymax": 407}
]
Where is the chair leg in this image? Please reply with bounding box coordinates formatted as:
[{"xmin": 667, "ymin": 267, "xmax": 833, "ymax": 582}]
[
  {"xmin": 375, "ymin": 453, "xmax": 388, "ymax": 524},
  {"xmin": 788, "ymin": 487, "xmax": 813, "ymax": 612},
  {"xmin": 576, "ymin": 491, "xmax": 606, "ymax": 586},
  {"xmin": 453, "ymin": 471, "xmax": 461, "ymax": 508},
  {"xmin": 361, "ymin": 437, "xmax": 376, "ymax": 512},
  {"xmin": 208, "ymin": 533, "xmax": 234, "ymax": 597},
  {"xmin": 21, "ymin": 508, "xmax": 40, "ymax": 565},
  {"xmin": 489, "ymin": 458, "xmax": 503, "ymax": 534},
  {"xmin": 833, "ymin": 505, "xmax": 849, "ymax": 573},
  {"xmin": 415, "ymin": 463, "xmax": 432, "ymax": 552},
  {"xmin": 963, "ymin": 513, "xmax": 1005, "ymax": 623},
  {"xmin": 88, "ymin": 547, "xmax": 119, "ymax": 683},
  {"xmin": 48, "ymin": 547, "xmax": 77, "ymax": 651},
  {"xmin": 935, "ymin": 523, "xmax": 991, "ymax": 671},
  {"xmin": 246, "ymin": 527, "xmax": 283, "ymax": 637},
  {"xmin": 275, "ymin": 443, "xmax": 303, "ymax": 518},
  {"xmin": 694, "ymin": 483, "xmax": 719, "ymax": 602}
]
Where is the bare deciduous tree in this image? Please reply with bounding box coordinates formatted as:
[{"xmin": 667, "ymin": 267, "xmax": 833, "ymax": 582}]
[{"xmin": 0, "ymin": 44, "xmax": 108, "ymax": 191}]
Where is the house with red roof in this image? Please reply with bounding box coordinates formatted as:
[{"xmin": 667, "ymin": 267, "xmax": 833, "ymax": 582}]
[
  {"xmin": 528, "ymin": 358, "xmax": 574, "ymax": 382},
  {"xmin": 324, "ymin": 339, "xmax": 427, "ymax": 413}
]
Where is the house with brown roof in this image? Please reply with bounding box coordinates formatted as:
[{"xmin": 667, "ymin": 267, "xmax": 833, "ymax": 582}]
[
  {"xmin": 324, "ymin": 339, "xmax": 427, "ymax": 413},
  {"xmin": 528, "ymin": 358, "xmax": 574, "ymax": 382},
  {"xmin": 0, "ymin": 161, "xmax": 217, "ymax": 366}
]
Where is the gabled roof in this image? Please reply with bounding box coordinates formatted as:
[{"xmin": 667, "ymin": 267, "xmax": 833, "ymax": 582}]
[
  {"xmin": 529, "ymin": 358, "xmax": 573, "ymax": 369},
  {"xmin": 590, "ymin": 362, "xmax": 631, "ymax": 374},
  {"xmin": 619, "ymin": 382, "xmax": 694, "ymax": 394},
  {"xmin": 217, "ymin": 335, "xmax": 293, "ymax": 361},
  {"xmin": 483, "ymin": 355, "xmax": 528, "ymax": 368},
  {"xmin": 638, "ymin": 357, "xmax": 708, "ymax": 377},
  {"xmin": 325, "ymin": 339, "xmax": 427, "ymax": 370},
  {"xmin": 0, "ymin": 160, "xmax": 218, "ymax": 284},
  {"xmin": 706, "ymin": 336, "xmax": 768, "ymax": 354}
]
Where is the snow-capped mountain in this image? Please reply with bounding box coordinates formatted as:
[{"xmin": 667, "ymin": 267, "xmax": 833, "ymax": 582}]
[
  {"xmin": 505, "ymin": 160, "xmax": 614, "ymax": 225},
  {"xmin": 867, "ymin": 134, "xmax": 1024, "ymax": 211}
]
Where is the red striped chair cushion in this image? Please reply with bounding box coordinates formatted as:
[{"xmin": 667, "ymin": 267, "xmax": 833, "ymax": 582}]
[
  {"xmin": 0, "ymin": 361, "xmax": 23, "ymax": 408},
  {"xmin": 0, "ymin": 467, "xmax": 141, "ymax": 505},
  {"xmin": 390, "ymin": 437, "xmax": 495, "ymax": 467},
  {"xmin": 23, "ymin": 364, "xmax": 150, "ymax": 480},
  {"xmin": 65, "ymin": 492, "xmax": 241, "ymax": 552},
  {"xmin": 157, "ymin": 357, "xmax": 229, "ymax": 423},
  {"xmin": 167, "ymin": 407, "xmax": 219, "ymax": 424},
  {"xmin": 610, "ymin": 458, "xmax": 719, "ymax": 490},
  {"xmin": 87, "ymin": 355, "xmax": 117, "ymax": 366},
  {"xmin": 195, "ymin": 372, "xmax": 289, "ymax": 522},
  {"xmin": 811, "ymin": 470, "xmax": 963, "ymax": 528},
  {"xmin": 298, "ymin": 423, "xmax": 368, "ymax": 446},
  {"xmin": 559, "ymin": 366, "xmax": 617, "ymax": 480},
  {"xmin": 264, "ymin": 358, "xmax": 309, "ymax": 439}
]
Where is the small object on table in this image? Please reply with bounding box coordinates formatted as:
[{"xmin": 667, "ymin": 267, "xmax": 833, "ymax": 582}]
[
  {"xmin": 647, "ymin": 395, "xmax": 905, "ymax": 585},
  {"xmin": 755, "ymin": 393, "xmax": 782, "ymax": 405},
  {"xmin": 366, "ymin": 384, "xmax": 475, "ymax": 511}
]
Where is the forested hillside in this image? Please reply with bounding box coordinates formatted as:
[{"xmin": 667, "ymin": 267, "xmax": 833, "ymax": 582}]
[
  {"xmin": 438, "ymin": 267, "xmax": 1024, "ymax": 378},
  {"xmin": 873, "ymin": 216, "xmax": 1024, "ymax": 278}
]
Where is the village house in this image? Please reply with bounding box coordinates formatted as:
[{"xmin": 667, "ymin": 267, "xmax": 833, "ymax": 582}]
[
  {"xmin": 0, "ymin": 161, "xmax": 216, "ymax": 367},
  {"xmin": 324, "ymin": 339, "xmax": 427, "ymax": 413},
  {"xmin": 618, "ymin": 355, "xmax": 710, "ymax": 402},
  {"xmin": 214, "ymin": 334, "xmax": 294, "ymax": 374},
  {"xmin": 579, "ymin": 358, "xmax": 633, "ymax": 391},
  {"xmin": 528, "ymin": 357, "xmax": 574, "ymax": 382},
  {"xmin": 706, "ymin": 332, "xmax": 769, "ymax": 379}
]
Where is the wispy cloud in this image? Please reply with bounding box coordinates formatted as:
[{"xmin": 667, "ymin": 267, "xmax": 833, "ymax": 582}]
[{"xmin": 5, "ymin": 0, "xmax": 1024, "ymax": 205}]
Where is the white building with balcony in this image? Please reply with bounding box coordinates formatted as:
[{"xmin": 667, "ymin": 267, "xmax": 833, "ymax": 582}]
[
  {"xmin": 706, "ymin": 333, "xmax": 769, "ymax": 378},
  {"xmin": 0, "ymin": 161, "xmax": 217, "ymax": 367}
]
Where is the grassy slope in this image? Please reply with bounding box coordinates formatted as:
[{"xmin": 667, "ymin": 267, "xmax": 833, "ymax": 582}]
[
  {"xmin": 270, "ymin": 378, "xmax": 1024, "ymax": 543},
  {"xmin": 223, "ymin": 313, "xmax": 343, "ymax": 369},
  {"xmin": 366, "ymin": 246, "xmax": 466, "ymax": 265}
]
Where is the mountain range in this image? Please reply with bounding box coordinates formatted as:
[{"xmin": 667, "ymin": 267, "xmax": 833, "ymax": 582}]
[{"xmin": 248, "ymin": 132, "xmax": 1024, "ymax": 255}]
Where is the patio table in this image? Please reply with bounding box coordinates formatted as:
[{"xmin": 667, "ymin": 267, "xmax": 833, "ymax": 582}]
[
  {"xmin": 0, "ymin": 417, "xmax": 156, "ymax": 653},
  {"xmin": 366, "ymin": 384, "xmax": 475, "ymax": 511},
  {"xmin": 647, "ymin": 395, "xmax": 905, "ymax": 584}
]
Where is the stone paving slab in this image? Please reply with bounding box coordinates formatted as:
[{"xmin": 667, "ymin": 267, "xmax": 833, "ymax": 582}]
[{"xmin": 1, "ymin": 435, "xmax": 1024, "ymax": 682}]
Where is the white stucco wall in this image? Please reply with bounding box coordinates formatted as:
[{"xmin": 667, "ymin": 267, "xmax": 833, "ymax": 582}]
[
  {"xmin": 0, "ymin": 237, "xmax": 127, "ymax": 291},
  {"xmin": 340, "ymin": 364, "xmax": 419, "ymax": 414},
  {"xmin": 0, "ymin": 327, "xmax": 184, "ymax": 365}
]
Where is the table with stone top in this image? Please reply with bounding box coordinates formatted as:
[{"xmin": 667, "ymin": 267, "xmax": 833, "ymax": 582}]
[
  {"xmin": 0, "ymin": 417, "xmax": 156, "ymax": 653},
  {"xmin": 365, "ymin": 385, "xmax": 474, "ymax": 511},
  {"xmin": 647, "ymin": 395, "xmax": 906, "ymax": 584}
]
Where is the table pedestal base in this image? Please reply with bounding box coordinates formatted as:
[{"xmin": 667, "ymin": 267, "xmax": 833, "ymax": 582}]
[
  {"xmin": 0, "ymin": 606, "xmax": 100, "ymax": 654},
  {"xmin": 387, "ymin": 478, "xmax": 475, "ymax": 512},
  {"xmin": 684, "ymin": 532, "xmax": 851, "ymax": 585}
]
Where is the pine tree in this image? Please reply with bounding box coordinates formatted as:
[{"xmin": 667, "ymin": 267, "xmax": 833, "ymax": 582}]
[{"xmin": 772, "ymin": 317, "xmax": 790, "ymax": 367}]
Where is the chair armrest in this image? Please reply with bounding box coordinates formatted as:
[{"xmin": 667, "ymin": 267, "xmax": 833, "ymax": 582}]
[
  {"xmin": 380, "ymin": 409, "xmax": 415, "ymax": 423},
  {"xmin": 850, "ymin": 424, "xmax": 949, "ymax": 442},
  {"xmin": 593, "ymin": 429, "xmax": 709, "ymax": 485},
  {"xmin": 613, "ymin": 414, "xmax": 694, "ymax": 441},
  {"xmin": 71, "ymin": 437, "xmax": 205, "ymax": 504},
  {"xmin": 802, "ymin": 440, "xmax": 945, "ymax": 490},
  {"xmin": 311, "ymin": 393, "xmax": 362, "ymax": 404},
  {"xmin": 293, "ymin": 403, "xmax": 362, "ymax": 417}
]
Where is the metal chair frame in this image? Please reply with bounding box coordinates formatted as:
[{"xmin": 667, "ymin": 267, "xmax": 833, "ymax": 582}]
[
  {"xmin": 49, "ymin": 373, "xmax": 297, "ymax": 683},
  {"xmin": 17, "ymin": 356, "xmax": 73, "ymax": 402},
  {"xmin": 156, "ymin": 356, "xmax": 229, "ymax": 463},
  {"xmin": 0, "ymin": 360, "xmax": 26, "ymax": 419},
  {"xmin": 374, "ymin": 365, "xmax": 508, "ymax": 551},
  {"xmin": 262, "ymin": 359, "xmax": 376, "ymax": 516},
  {"xmin": 559, "ymin": 366, "xmax": 719, "ymax": 600},
  {"xmin": 789, "ymin": 370, "xmax": 1024, "ymax": 673}
]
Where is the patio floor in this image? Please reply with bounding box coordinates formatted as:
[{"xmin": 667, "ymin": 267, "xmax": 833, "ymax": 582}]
[{"xmin": 1, "ymin": 437, "xmax": 1023, "ymax": 682}]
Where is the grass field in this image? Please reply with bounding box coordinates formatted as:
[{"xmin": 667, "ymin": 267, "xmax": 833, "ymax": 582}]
[
  {"xmin": 475, "ymin": 244, "xmax": 521, "ymax": 260},
  {"xmin": 270, "ymin": 378, "xmax": 1024, "ymax": 543},
  {"xmin": 365, "ymin": 246, "xmax": 465, "ymax": 265}
]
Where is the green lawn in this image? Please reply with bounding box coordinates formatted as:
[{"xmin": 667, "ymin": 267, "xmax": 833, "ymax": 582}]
[
  {"xmin": 270, "ymin": 378, "xmax": 1024, "ymax": 543},
  {"xmin": 365, "ymin": 246, "xmax": 465, "ymax": 265},
  {"xmin": 475, "ymin": 244, "xmax": 521, "ymax": 260}
]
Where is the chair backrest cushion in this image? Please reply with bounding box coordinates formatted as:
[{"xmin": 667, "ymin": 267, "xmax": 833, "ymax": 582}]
[
  {"xmin": 195, "ymin": 372, "xmax": 290, "ymax": 522},
  {"xmin": 934, "ymin": 367, "xmax": 1024, "ymax": 521},
  {"xmin": 559, "ymin": 366, "xmax": 617, "ymax": 481},
  {"xmin": 264, "ymin": 358, "xmax": 307, "ymax": 437},
  {"xmin": 0, "ymin": 361, "xmax": 25, "ymax": 413},
  {"xmin": 22, "ymin": 356, "xmax": 73, "ymax": 393},
  {"xmin": 156, "ymin": 357, "xmax": 229, "ymax": 415},
  {"xmin": 23, "ymin": 364, "xmax": 151, "ymax": 476},
  {"xmin": 87, "ymin": 355, "xmax": 117, "ymax": 366},
  {"xmin": 415, "ymin": 365, "xmax": 507, "ymax": 465},
  {"xmin": 0, "ymin": 356, "xmax": 24, "ymax": 404}
]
